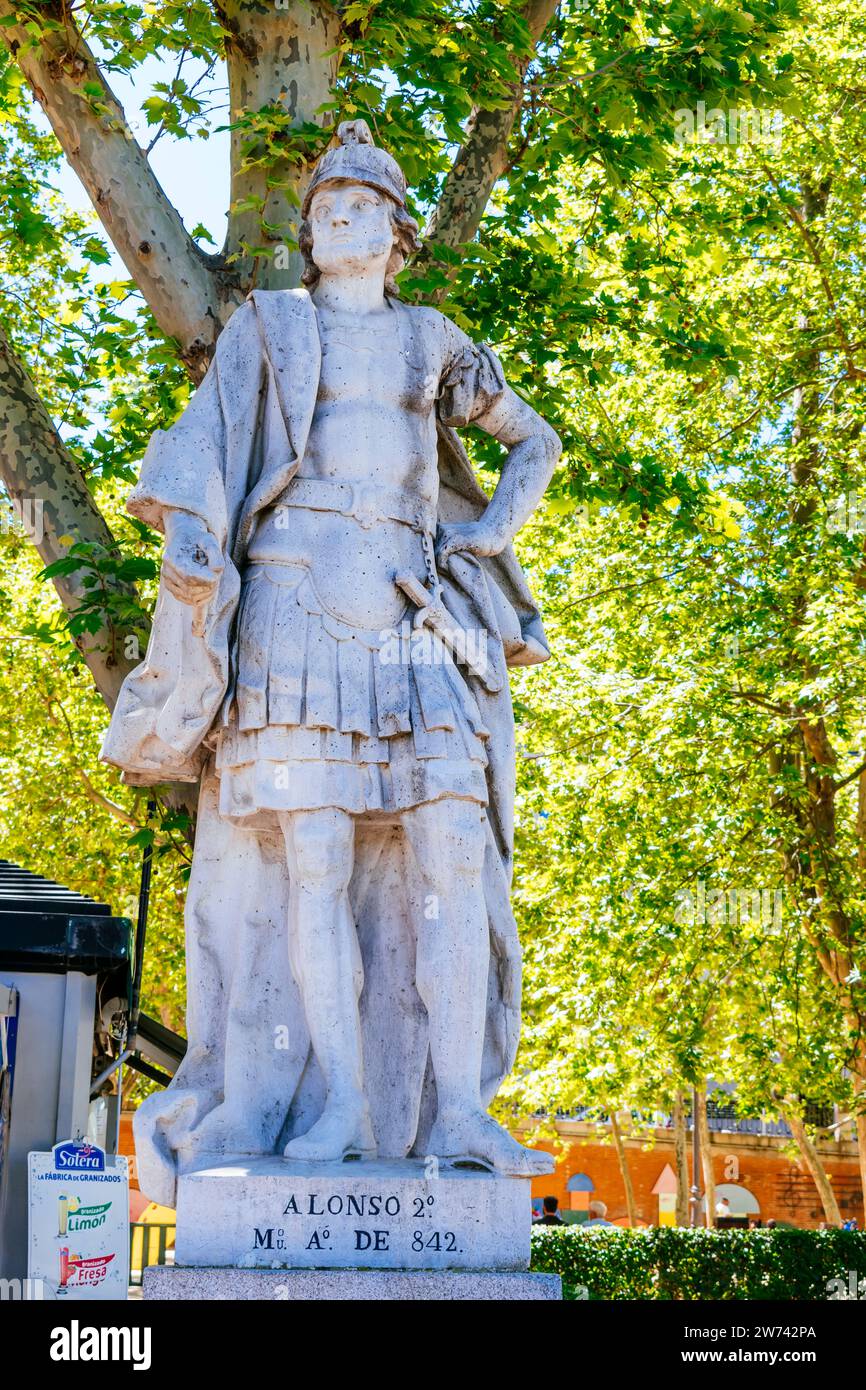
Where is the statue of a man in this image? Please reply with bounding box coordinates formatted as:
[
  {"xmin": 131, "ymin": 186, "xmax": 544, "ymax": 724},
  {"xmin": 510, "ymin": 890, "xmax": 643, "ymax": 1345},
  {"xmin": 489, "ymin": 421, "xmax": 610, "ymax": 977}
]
[{"xmin": 103, "ymin": 122, "xmax": 559, "ymax": 1203}]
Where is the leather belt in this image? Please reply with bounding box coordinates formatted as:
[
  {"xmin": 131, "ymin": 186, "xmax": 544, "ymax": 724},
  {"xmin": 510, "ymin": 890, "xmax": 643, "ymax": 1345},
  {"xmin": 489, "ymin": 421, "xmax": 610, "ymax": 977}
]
[{"xmin": 273, "ymin": 476, "xmax": 436, "ymax": 535}]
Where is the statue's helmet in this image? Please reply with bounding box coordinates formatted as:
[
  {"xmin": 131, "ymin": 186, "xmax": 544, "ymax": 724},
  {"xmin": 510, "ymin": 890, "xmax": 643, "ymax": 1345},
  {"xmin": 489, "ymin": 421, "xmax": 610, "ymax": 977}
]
[{"xmin": 302, "ymin": 119, "xmax": 408, "ymax": 219}]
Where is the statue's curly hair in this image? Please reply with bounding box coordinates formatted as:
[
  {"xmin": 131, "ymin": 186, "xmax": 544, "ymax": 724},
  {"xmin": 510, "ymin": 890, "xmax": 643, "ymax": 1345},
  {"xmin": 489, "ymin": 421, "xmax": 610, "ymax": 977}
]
[{"xmin": 299, "ymin": 192, "xmax": 422, "ymax": 297}]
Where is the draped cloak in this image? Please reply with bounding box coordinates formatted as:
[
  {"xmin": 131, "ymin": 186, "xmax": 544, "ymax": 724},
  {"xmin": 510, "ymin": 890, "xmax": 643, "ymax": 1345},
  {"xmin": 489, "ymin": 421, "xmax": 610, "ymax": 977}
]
[{"xmin": 101, "ymin": 288, "xmax": 550, "ymax": 1207}]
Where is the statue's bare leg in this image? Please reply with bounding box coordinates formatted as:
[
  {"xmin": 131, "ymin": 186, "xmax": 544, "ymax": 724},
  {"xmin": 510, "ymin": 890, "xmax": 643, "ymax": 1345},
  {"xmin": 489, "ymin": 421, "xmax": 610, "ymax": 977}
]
[
  {"xmin": 278, "ymin": 807, "xmax": 376, "ymax": 1161},
  {"xmin": 402, "ymin": 798, "xmax": 553, "ymax": 1177}
]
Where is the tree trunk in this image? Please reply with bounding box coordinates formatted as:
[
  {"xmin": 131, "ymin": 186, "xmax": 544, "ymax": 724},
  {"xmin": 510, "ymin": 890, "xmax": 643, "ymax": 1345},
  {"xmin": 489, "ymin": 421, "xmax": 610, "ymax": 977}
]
[
  {"xmin": 773, "ymin": 173, "xmax": 866, "ymax": 1219},
  {"xmin": 783, "ymin": 1103, "xmax": 843, "ymax": 1226},
  {"xmin": 609, "ymin": 1109, "xmax": 638, "ymax": 1227},
  {"xmin": 696, "ymin": 1085, "xmax": 716, "ymax": 1227},
  {"xmin": 0, "ymin": 324, "xmax": 139, "ymax": 707},
  {"xmin": 673, "ymin": 1090, "xmax": 690, "ymax": 1226},
  {"xmin": 221, "ymin": 0, "xmax": 341, "ymax": 290}
]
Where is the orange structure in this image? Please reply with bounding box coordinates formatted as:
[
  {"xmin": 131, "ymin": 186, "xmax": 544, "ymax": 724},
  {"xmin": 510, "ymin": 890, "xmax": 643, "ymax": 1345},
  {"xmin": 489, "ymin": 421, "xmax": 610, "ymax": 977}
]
[{"xmin": 521, "ymin": 1118, "xmax": 863, "ymax": 1228}]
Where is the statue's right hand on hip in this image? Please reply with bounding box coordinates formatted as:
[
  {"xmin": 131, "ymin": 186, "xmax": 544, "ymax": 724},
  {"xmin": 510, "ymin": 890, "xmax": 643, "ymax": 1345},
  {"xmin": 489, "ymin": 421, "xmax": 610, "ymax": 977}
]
[{"xmin": 162, "ymin": 510, "xmax": 224, "ymax": 606}]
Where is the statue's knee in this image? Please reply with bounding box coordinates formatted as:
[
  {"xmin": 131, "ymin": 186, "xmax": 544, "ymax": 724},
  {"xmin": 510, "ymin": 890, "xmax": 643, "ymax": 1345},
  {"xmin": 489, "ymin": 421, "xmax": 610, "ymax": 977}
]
[
  {"xmin": 287, "ymin": 810, "xmax": 354, "ymax": 894},
  {"xmin": 447, "ymin": 809, "xmax": 486, "ymax": 880},
  {"xmin": 411, "ymin": 801, "xmax": 486, "ymax": 884}
]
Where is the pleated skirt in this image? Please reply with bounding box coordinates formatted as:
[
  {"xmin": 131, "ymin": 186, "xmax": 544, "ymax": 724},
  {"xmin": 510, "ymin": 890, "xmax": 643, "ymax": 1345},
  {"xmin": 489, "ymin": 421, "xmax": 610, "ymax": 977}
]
[{"xmin": 215, "ymin": 562, "xmax": 490, "ymax": 818}]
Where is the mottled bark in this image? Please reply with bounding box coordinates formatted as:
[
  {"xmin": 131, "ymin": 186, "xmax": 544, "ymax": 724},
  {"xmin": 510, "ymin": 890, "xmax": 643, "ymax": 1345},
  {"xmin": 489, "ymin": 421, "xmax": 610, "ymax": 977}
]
[
  {"xmin": 673, "ymin": 1090, "xmax": 690, "ymax": 1226},
  {"xmin": 609, "ymin": 1109, "xmax": 638, "ymax": 1227},
  {"xmin": 417, "ymin": 0, "xmax": 559, "ymax": 301},
  {"xmin": 220, "ymin": 0, "xmax": 341, "ymax": 289},
  {"xmin": 0, "ymin": 0, "xmax": 233, "ymax": 376},
  {"xmin": 696, "ymin": 1085, "xmax": 716, "ymax": 1227},
  {"xmin": 0, "ymin": 324, "xmax": 138, "ymax": 707},
  {"xmin": 783, "ymin": 1104, "xmax": 843, "ymax": 1226}
]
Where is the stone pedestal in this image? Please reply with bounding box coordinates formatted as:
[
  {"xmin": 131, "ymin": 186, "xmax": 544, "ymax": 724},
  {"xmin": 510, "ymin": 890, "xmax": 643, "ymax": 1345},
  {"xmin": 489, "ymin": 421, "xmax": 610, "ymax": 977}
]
[
  {"xmin": 174, "ymin": 1157, "xmax": 532, "ymax": 1272},
  {"xmin": 144, "ymin": 1267, "xmax": 561, "ymax": 1301}
]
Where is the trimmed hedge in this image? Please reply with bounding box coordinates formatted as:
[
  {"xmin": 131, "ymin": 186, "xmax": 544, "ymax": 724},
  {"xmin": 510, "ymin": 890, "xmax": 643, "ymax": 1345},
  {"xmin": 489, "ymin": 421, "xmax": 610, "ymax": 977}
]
[{"xmin": 529, "ymin": 1227, "xmax": 866, "ymax": 1300}]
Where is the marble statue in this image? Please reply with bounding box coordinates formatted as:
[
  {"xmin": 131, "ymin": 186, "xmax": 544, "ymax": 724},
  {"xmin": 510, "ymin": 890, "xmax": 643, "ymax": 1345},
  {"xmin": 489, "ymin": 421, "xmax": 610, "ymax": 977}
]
[{"xmin": 102, "ymin": 121, "xmax": 561, "ymax": 1208}]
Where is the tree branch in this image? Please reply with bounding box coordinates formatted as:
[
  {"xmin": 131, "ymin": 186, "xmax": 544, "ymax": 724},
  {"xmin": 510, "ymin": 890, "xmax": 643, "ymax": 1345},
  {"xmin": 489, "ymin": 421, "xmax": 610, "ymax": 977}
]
[
  {"xmin": 218, "ymin": 0, "xmax": 341, "ymax": 291},
  {"xmin": 42, "ymin": 693, "xmax": 138, "ymax": 826},
  {"xmin": 0, "ymin": 323, "xmax": 139, "ymax": 706},
  {"xmin": 761, "ymin": 164, "xmax": 864, "ymax": 383},
  {"xmin": 415, "ymin": 0, "xmax": 560, "ymax": 301},
  {"xmin": 0, "ymin": 0, "xmax": 233, "ymax": 377}
]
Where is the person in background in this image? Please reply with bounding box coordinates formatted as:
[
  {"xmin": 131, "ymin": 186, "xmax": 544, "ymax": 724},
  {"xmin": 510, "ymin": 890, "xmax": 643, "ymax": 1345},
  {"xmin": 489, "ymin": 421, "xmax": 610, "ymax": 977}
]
[
  {"xmin": 584, "ymin": 1200, "xmax": 613, "ymax": 1227},
  {"xmin": 715, "ymin": 1196, "xmax": 731, "ymax": 1218},
  {"xmin": 535, "ymin": 1195, "xmax": 565, "ymax": 1225}
]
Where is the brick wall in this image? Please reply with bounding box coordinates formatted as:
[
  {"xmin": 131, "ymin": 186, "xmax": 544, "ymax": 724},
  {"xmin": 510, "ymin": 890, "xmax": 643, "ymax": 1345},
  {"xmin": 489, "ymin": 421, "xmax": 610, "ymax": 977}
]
[{"xmin": 523, "ymin": 1123, "xmax": 863, "ymax": 1228}]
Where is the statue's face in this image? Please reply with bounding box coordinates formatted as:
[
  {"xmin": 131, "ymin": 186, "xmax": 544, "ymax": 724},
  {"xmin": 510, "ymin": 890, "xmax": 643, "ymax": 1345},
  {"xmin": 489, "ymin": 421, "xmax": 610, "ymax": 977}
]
[{"xmin": 309, "ymin": 180, "xmax": 395, "ymax": 279}]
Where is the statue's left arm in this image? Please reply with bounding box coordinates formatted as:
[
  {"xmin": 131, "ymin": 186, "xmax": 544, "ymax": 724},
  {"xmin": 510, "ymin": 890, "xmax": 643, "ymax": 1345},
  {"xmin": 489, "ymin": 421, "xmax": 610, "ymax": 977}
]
[{"xmin": 434, "ymin": 325, "xmax": 562, "ymax": 567}]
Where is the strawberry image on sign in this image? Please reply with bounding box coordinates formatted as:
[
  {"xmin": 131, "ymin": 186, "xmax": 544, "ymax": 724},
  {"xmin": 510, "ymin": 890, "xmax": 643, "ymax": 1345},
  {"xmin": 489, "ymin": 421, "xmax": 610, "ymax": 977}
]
[{"xmin": 58, "ymin": 1248, "xmax": 115, "ymax": 1289}]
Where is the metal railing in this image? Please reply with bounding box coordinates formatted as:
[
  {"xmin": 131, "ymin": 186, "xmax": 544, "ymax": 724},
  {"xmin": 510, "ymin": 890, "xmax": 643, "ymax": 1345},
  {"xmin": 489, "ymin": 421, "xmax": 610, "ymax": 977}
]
[{"xmin": 530, "ymin": 1100, "xmax": 838, "ymax": 1138}]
